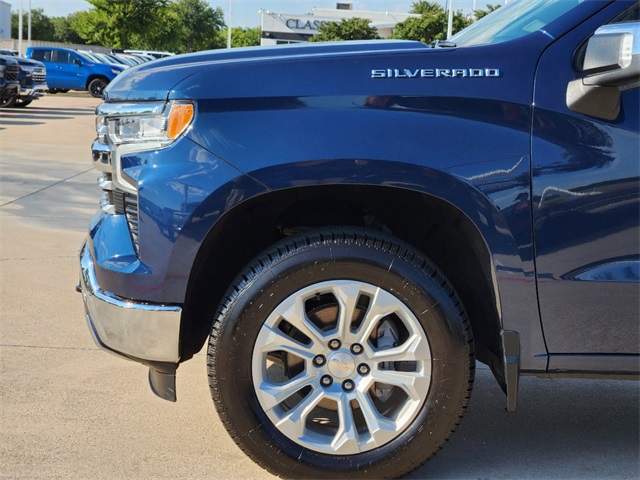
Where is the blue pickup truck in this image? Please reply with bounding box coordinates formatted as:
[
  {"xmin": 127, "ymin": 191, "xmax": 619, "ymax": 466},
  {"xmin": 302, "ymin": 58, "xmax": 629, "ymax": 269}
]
[
  {"xmin": 26, "ymin": 47, "xmax": 124, "ymax": 98},
  {"xmin": 79, "ymin": 0, "xmax": 639, "ymax": 477},
  {"xmin": 13, "ymin": 56, "xmax": 48, "ymax": 107},
  {"xmin": 0, "ymin": 55, "xmax": 20, "ymax": 107}
]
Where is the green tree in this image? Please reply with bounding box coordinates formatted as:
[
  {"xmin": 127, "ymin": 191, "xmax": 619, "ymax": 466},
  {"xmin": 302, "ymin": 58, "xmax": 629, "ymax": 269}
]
[
  {"xmin": 231, "ymin": 27, "xmax": 261, "ymax": 48},
  {"xmin": 310, "ymin": 17, "xmax": 379, "ymax": 42},
  {"xmin": 474, "ymin": 3, "xmax": 501, "ymax": 20},
  {"xmin": 70, "ymin": 9, "xmax": 112, "ymax": 47},
  {"xmin": 11, "ymin": 8, "xmax": 55, "ymax": 40},
  {"xmin": 409, "ymin": 1, "xmax": 444, "ymax": 15},
  {"xmin": 391, "ymin": 16, "xmax": 444, "ymax": 44},
  {"xmin": 168, "ymin": 0, "xmax": 226, "ymax": 53},
  {"xmin": 391, "ymin": 6, "xmax": 470, "ymax": 44},
  {"xmin": 74, "ymin": 0, "xmax": 169, "ymax": 49},
  {"xmin": 51, "ymin": 14, "xmax": 85, "ymax": 44}
]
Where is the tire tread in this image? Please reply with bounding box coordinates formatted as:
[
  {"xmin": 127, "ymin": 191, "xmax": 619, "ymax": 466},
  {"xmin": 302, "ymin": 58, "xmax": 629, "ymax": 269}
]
[{"xmin": 207, "ymin": 226, "xmax": 475, "ymax": 478}]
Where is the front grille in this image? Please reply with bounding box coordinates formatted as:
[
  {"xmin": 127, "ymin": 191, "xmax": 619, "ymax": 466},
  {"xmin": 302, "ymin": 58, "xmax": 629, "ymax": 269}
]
[
  {"xmin": 32, "ymin": 73, "xmax": 46, "ymax": 83},
  {"xmin": 5, "ymin": 66, "xmax": 19, "ymax": 82},
  {"xmin": 99, "ymin": 173, "xmax": 139, "ymax": 254},
  {"xmin": 124, "ymin": 194, "xmax": 139, "ymax": 250},
  {"xmin": 111, "ymin": 189, "xmax": 139, "ymax": 253},
  {"xmin": 112, "ymin": 189, "xmax": 125, "ymax": 213}
]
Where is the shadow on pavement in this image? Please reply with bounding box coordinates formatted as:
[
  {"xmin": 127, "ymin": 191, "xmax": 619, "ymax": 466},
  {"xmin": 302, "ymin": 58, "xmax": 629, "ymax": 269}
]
[
  {"xmin": 1, "ymin": 116, "xmax": 72, "ymax": 123},
  {"xmin": 2, "ymin": 107, "xmax": 94, "ymax": 117},
  {"xmin": 0, "ymin": 119, "xmax": 46, "ymax": 126},
  {"xmin": 411, "ymin": 368, "xmax": 639, "ymax": 479}
]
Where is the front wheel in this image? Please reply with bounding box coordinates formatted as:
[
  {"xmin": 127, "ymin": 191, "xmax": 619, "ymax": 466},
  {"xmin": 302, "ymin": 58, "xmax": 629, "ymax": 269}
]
[
  {"xmin": 208, "ymin": 228, "xmax": 475, "ymax": 478},
  {"xmin": 0, "ymin": 95, "xmax": 16, "ymax": 108},
  {"xmin": 88, "ymin": 78, "xmax": 108, "ymax": 98}
]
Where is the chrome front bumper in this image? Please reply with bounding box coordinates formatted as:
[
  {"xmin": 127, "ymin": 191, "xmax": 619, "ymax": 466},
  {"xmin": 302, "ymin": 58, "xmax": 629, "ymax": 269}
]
[
  {"xmin": 79, "ymin": 243, "xmax": 182, "ymax": 363},
  {"xmin": 19, "ymin": 84, "xmax": 48, "ymax": 98}
]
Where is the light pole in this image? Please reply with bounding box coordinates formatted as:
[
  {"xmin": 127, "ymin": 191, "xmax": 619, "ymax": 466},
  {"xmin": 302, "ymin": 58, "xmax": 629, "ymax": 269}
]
[
  {"xmin": 18, "ymin": 0, "xmax": 22, "ymax": 55},
  {"xmin": 447, "ymin": 0, "xmax": 453, "ymax": 39},
  {"xmin": 28, "ymin": 0, "xmax": 32, "ymax": 48},
  {"xmin": 227, "ymin": 0, "xmax": 232, "ymax": 48}
]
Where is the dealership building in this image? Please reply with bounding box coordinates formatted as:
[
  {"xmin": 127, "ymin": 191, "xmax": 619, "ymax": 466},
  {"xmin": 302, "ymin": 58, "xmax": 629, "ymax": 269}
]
[
  {"xmin": 260, "ymin": 2, "xmax": 419, "ymax": 46},
  {"xmin": 0, "ymin": 1, "xmax": 10, "ymax": 40}
]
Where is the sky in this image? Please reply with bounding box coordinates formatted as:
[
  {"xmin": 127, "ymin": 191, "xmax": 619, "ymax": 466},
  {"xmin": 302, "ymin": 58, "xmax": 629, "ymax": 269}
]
[{"xmin": 3, "ymin": 0, "xmax": 490, "ymax": 28}]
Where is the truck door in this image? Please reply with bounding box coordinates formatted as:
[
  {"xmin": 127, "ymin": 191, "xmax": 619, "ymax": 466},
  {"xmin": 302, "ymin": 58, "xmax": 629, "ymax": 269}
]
[
  {"xmin": 52, "ymin": 50, "xmax": 85, "ymax": 89},
  {"xmin": 531, "ymin": 2, "xmax": 639, "ymax": 373}
]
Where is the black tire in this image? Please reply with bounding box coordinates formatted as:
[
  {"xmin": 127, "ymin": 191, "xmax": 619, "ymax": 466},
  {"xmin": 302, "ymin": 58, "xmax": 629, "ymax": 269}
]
[
  {"xmin": 88, "ymin": 78, "xmax": 108, "ymax": 98},
  {"xmin": 0, "ymin": 95, "xmax": 16, "ymax": 108},
  {"xmin": 208, "ymin": 227, "xmax": 475, "ymax": 478},
  {"xmin": 13, "ymin": 97, "xmax": 33, "ymax": 108}
]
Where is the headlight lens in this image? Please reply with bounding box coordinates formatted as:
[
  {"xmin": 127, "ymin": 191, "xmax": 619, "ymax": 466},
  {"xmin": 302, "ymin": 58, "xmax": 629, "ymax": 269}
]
[
  {"xmin": 111, "ymin": 68, "xmax": 122, "ymax": 75},
  {"xmin": 110, "ymin": 115, "xmax": 166, "ymax": 143},
  {"xmin": 20, "ymin": 65, "xmax": 36, "ymax": 72},
  {"xmin": 95, "ymin": 101, "xmax": 195, "ymax": 196},
  {"xmin": 97, "ymin": 101, "xmax": 194, "ymax": 147}
]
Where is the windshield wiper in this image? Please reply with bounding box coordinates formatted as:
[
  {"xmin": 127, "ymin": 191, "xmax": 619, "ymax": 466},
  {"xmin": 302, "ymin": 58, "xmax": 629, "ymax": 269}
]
[{"xmin": 429, "ymin": 40, "xmax": 457, "ymax": 48}]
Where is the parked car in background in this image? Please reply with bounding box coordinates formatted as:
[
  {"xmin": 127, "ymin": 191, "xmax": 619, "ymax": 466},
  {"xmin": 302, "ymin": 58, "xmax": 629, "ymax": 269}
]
[
  {"xmin": 25, "ymin": 47, "xmax": 124, "ymax": 98},
  {"xmin": 111, "ymin": 51, "xmax": 148, "ymax": 65},
  {"xmin": 113, "ymin": 54, "xmax": 141, "ymax": 66},
  {"xmin": 0, "ymin": 55, "xmax": 20, "ymax": 107},
  {"xmin": 94, "ymin": 52, "xmax": 131, "ymax": 68},
  {"xmin": 132, "ymin": 53, "xmax": 155, "ymax": 63},
  {"xmin": 79, "ymin": 50, "xmax": 129, "ymax": 69},
  {"xmin": 13, "ymin": 56, "xmax": 47, "ymax": 107},
  {"xmin": 123, "ymin": 49, "xmax": 174, "ymax": 59},
  {"xmin": 102, "ymin": 53, "xmax": 132, "ymax": 67}
]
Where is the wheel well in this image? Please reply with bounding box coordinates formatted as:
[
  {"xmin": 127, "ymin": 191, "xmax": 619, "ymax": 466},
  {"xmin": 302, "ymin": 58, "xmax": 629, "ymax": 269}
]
[
  {"xmin": 85, "ymin": 74, "xmax": 109, "ymax": 90},
  {"xmin": 180, "ymin": 185, "xmax": 503, "ymax": 375}
]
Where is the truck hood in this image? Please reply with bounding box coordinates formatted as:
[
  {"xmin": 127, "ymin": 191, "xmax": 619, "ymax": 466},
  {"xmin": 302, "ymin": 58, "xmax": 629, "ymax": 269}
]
[
  {"xmin": 14, "ymin": 57, "xmax": 45, "ymax": 68},
  {"xmin": 103, "ymin": 41, "xmax": 428, "ymax": 102},
  {"xmin": 0, "ymin": 55, "xmax": 19, "ymax": 66}
]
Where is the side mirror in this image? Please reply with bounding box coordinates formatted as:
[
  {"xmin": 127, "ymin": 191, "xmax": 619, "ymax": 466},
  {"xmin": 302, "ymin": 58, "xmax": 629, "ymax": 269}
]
[
  {"xmin": 567, "ymin": 23, "xmax": 640, "ymax": 120},
  {"xmin": 74, "ymin": 59, "xmax": 83, "ymax": 67}
]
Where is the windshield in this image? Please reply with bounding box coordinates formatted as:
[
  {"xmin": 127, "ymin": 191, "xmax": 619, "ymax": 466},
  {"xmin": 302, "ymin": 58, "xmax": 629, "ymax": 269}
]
[
  {"xmin": 451, "ymin": 0, "xmax": 586, "ymax": 47},
  {"xmin": 106, "ymin": 54, "xmax": 128, "ymax": 65},
  {"xmin": 76, "ymin": 51, "xmax": 97, "ymax": 63},
  {"xmin": 95, "ymin": 53, "xmax": 115, "ymax": 64}
]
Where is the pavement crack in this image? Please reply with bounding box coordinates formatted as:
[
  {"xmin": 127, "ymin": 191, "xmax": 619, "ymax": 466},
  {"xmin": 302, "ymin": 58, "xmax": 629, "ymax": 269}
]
[
  {"xmin": 0, "ymin": 344, "xmax": 100, "ymax": 351},
  {"xmin": 0, "ymin": 168, "xmax": 94, "ymax": 208},
  {"xmin": 0, "ymin": 256, "xmax": 78, "ymax": 261}
]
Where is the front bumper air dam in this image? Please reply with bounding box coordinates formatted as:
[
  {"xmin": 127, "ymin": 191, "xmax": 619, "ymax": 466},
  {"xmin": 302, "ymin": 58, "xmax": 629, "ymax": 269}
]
[
  {"xmin": 20, "ymin": 84, "xmax": 48, "ymax": 98},
  {"xmin": 79, "ymin": 242, "xmax": 181, "ymax": 401}
]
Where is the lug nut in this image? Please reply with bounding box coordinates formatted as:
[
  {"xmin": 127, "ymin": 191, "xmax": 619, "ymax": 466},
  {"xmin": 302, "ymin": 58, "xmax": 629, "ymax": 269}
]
[
  {"xmin": 351, "ymin": 343, "xmax": 363, "ymax": 355},
  {"xmin": 313, "ymin": 355, "xmax": 326, "ymax": 367},
  {"xmin": 321, "ymin": 375, "xmax": 333, "ymax": 387},
  {"xmin": 342, "ymin": 379, "xmax": 355, "ymax": 392},
  {"xmin": 328, "ymin": 339, "xmax": 342, "ymax": 350},
  {"xmin": 357, "ymin": 364, "xmax": 370, "ymax": 376}
]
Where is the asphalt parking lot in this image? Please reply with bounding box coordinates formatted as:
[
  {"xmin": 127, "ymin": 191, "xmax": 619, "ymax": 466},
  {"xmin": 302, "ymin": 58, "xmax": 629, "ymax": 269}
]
[{"xmin": 1, "ymin": 93, "xmax": 639, "ymax": 479}]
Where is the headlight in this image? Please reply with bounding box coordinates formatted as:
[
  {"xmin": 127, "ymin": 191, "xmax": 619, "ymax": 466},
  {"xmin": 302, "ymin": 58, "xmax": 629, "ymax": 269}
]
[
  {"xmin": 0, "ymin": 65, "xmax": 5, "ymax": 78},
  {"xmin": 96, "ymin": 101, "xmax": 194, "ymax": 147},
  {"xmin": 20, "ymin": 65, "xmax": 36, "ymax": 73},
  {"xmin": 111, "ymin": 68, "xmax": 122, "ymax": 75},
  {"xmin": 95, "ymin": 100, "xmax": 194, "ymax": 196}
]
